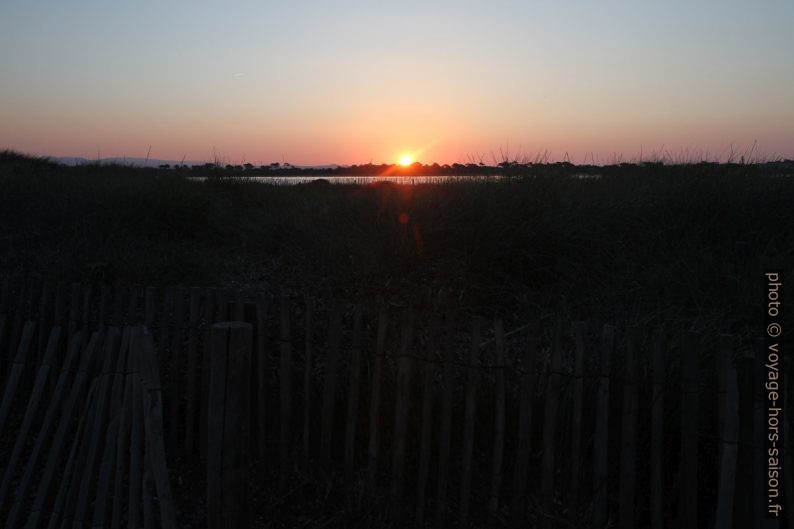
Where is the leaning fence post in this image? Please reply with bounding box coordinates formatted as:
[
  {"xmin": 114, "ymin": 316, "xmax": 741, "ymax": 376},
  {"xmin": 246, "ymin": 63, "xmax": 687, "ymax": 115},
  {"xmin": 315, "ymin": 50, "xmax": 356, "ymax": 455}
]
[
  {"xmin": 680, "ymin": 331, "xmax": 700, "ymax": 529},
  {"xmin": 593, "ymin": 324, "xmax": 614, "ymax": 529},
  {"xmin": 208, "ymin": 322, "xmax": 252, "ymax": 529}
]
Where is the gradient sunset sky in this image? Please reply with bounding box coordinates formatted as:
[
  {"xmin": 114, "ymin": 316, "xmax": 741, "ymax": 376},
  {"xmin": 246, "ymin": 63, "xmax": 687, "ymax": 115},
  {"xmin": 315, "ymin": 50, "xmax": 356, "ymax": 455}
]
[{"xmin": 1, "ymin": 0, "xmax": 793, "ymax": 165}]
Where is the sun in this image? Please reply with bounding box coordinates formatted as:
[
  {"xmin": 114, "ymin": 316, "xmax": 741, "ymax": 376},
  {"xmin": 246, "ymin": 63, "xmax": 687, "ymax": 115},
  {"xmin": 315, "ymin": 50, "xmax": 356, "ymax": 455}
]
[{"xmin": 398, "ymin": 153, "xmax": 414, "ymax": 166}]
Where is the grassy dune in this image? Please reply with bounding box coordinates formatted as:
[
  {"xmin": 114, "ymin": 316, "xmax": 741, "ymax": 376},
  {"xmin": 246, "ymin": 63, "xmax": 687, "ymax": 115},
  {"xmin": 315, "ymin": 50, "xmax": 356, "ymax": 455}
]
[
  {"xmin": 1, "ymin": 150, "xmax": 793, "ymax": 527},
  {"xmin": 1, "ymin": 151, "xmax": 791, "ymax": 337}
]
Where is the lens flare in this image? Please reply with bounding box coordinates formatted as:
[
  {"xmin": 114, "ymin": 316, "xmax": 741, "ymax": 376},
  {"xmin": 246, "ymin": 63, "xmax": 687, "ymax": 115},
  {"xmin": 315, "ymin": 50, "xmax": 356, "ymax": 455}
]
[{"xmin": 398, "ymin": 153, "xmax": 414, "ymax": 166}]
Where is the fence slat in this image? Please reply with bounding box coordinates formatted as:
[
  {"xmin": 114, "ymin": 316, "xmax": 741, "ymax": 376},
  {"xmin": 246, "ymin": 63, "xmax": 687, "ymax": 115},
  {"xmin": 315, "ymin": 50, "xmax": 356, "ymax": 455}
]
[
  {"xmin": 302, "ymin": 297, "xmax": 314, "ymax": 471},
  {"xmin": 367, "ymin": 306, "xmax": 388, "ymax": 489},
  {"xmin": 112, "ymin": 344, "xmax": 136, "ymax": 529},
  {"xmin": 735, "ymin": 351, "xmax": 754, "ymax": 527},
  {"xmin": 3, "ymin": 332, "xmax": 81, "ymax": 528},
  {"xmin": 0, "ymin": 277, "xmax": 10, "ymax": 313},
  {"xmin": 208, "ymin": 322, "xmax": 252, "ymax": 529},
  {"xmin": 460, "ymin": 316, "xmax": 482, "ymax": 527},
  {"xmin": 592, "ymin": 324, "xmax": 614, "ymax": 529},
  {"xmin": 541, "ymin": 319, "xmax": 563, "ymax": 529},
  {"xmin": 435, "ymin": 310, "xmax": 456, "ymax": 527},
  {"xmin": 71, "ymin": 329, "xmax": 122, "ymax": 528},
  {"xmin": 650, "ymin": 329, "xmax": 665, "ymax": 529},
  {"xmin": 570, "ymin": 321, "xmax": 586, "ymax": 499},
  {"xmin": 144, "ymin": 286, "xmax": 157, "ymax": 328},
  {"xmin": 234, "ymin": 290, "xmax": 245, "ymax": 321},
  {"xmin": 52, "ymin": 282, "xmax": 65, "ymax": 328},
  {"xmin": 137, "ymin": 326, "xmax": 179, "ymax": 529},
  {"xmin": 715, "ymin": 334, "xmax": 737, "ymax": 529},
  {"xmin": 185, "ymin": 287, "xmax": 201, "ymax": 460},
  {"xmin": 415, "ymin": 312, "xmax": 440, "ymax": 525},
  {"xmin": 168, "ymin": 287, "xmax": 185, "ymax": 451},
  {"xmin": 129, "ymin": 356, "xmax": 144, "ymax": 529},
  {"xmin": 752, "ymin": 337, "xmax": 774, "ymax": 528},
  {"xmin": 0, "ymin": 320, "xmax": 35, "ymax": 436},
  {"xmin": 158, "ymin": 288, "xmax": 173, "ymax": 361},
  {"xmin": 618, "ymin": 326, "xmax": 639, "ymax": 529},
  {"xmin": 8, "ymin": 285, "xmax": 28, "ymax": 368},
  {"xmin": 489, "ymin": 317, "xmax": 506, "ymax": 515},
  {"xmin": 98, "ymin": 285, "xmax": 111, "ymax": 329},
  {"xmin": 16, "ymin": 331, "xmax": 100, "ymax": 529},
  {"xmin": 36, "ymin": 284, "xmax": 52, "ymax": 363},
  {"xmin": 0, "ymin": 278, "xmax": 8, "ymax": 373},
  {"xmin": 0, "ymin": 327, "xmax": 61, "ymax": 507},
  {"xmin": 201, "ymin": 288, "xmax": 216, "ymax": 462},
  {"xmin": 344, "ymin": 305, "xmax": 364, "ymax": 477},
  {"xmin": 56, "ymin": 330, "xmax": 118, "ymax": 529},
  {"xmin": 45, "ymin": 382, "xmax": 97, "ymax": 529},
  {"xmin": 390, "ymin": 309, "xmax": 415, "ymax": 523},
  {"xmin": 0, "ymin": 314, "xmax": 6, "ymax": 382},
  {"xmin": 68, "ymin": 283, "xmax": 81, "ymax": 343},
  {"xmin": 786, "ymin": 356, "xmax": 794, "ymax": 527},
  {"xmin": 680, "ymin": 331, "xmax": 699, "ymax": 529},
  {"xmin": 321, "ymin": 303, "xmax": 343, "ymax": 470},
  {"xmin": 511, "ymin": 323, "xmax": 539, "ymax": 528},
  {"xmin": 92, "ymin": 331, "xmax": 130, "ymax": 529},
  {"xmin": 80, "ymin": 284, "xmax": 94, "ymax": 331},
  {"xmin": 112, "ymin": 285, "xmax": 125, "ymax": 327},
  {"xmin": 128, "ymin": 284, "xmax": 141, "ymax": 324},
  {"xmin": 279, "ymin": 294, "xmax": 293, "ymax": 484}
]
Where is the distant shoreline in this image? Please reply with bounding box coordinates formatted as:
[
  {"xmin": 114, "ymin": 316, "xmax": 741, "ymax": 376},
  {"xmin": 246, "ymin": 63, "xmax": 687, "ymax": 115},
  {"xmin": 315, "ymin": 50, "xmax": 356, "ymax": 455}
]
[{"xmin": 45, "ymin": 154, "xmax": 794, "ymax": 178}]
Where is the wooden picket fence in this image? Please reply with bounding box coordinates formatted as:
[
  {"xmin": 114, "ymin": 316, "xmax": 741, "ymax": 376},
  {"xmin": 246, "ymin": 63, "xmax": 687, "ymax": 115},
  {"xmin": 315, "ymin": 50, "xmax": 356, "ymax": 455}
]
[
  {"xmin": 0, "ymin": 321, "xmax": 177, "ymax": 529},
  {"xmin": 0, "ymin": 279, "xmax": 791, "ymax": 528}
]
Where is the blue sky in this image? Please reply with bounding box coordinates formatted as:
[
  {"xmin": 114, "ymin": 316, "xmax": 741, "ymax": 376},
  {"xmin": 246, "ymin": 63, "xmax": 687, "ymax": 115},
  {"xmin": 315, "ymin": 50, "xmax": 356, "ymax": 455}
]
[{"xmin": 1, "ymin": 0, "xmax": 792, "ymax": 164}]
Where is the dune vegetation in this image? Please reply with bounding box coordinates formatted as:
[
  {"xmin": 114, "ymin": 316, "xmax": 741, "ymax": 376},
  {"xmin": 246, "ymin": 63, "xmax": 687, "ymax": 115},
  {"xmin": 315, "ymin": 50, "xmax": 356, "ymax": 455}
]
[{"xmin": 1, "ymin": 150, "xmax": 791, "ymax": 340}]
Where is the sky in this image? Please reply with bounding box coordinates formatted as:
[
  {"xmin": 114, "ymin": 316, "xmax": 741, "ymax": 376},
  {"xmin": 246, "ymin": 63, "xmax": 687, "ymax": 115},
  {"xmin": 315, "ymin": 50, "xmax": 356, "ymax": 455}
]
[{"xmin": 1, "ymin": 0, "xmax": 793, "ymax": 165}]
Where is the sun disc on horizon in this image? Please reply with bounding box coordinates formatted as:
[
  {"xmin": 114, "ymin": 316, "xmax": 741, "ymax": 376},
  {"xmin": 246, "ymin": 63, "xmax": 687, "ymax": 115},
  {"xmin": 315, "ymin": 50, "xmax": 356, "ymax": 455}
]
[{"xmin": 398, "ymin": 153, "xmax": 414, "ymax": 166}]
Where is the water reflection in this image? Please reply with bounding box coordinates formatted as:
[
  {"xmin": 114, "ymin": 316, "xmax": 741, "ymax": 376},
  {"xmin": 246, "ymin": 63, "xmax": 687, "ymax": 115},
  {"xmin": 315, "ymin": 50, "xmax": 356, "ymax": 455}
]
[{"xmin": 192, "ymin": 175, "xmax": 505, "ymax": 185}]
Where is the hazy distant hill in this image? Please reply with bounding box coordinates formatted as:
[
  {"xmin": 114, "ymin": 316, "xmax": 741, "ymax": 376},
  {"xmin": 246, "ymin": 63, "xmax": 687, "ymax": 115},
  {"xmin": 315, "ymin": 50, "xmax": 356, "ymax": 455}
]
[
  {"xmin": 52, "ymin": 156, "xmax": 204, "ymax": 167},
  {"xmin": 51, "ymin": 156, "xmax": 342, "ymax": 170}
]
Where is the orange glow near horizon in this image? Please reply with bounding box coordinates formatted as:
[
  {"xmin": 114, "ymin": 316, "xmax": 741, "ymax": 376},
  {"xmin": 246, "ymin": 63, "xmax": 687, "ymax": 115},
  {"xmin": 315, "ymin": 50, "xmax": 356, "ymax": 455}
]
[
  {"xmin": 398, "ymin": 153, "xmax": 414, "ymax": 166},
  {"xmin": 1, "ymin": 3, "xmax": 793, "ymax": 166}
]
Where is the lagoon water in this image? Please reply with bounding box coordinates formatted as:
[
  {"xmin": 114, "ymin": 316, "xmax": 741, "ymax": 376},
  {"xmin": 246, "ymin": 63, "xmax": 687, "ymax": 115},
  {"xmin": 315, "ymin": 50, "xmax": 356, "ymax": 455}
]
[
  {"xmin": 222, "ymin": 175, "xmax": 504, "ymax": 185},
  {"xmin": 191, "ymin": 173, "xmax": 602, "ymax": 185}
]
